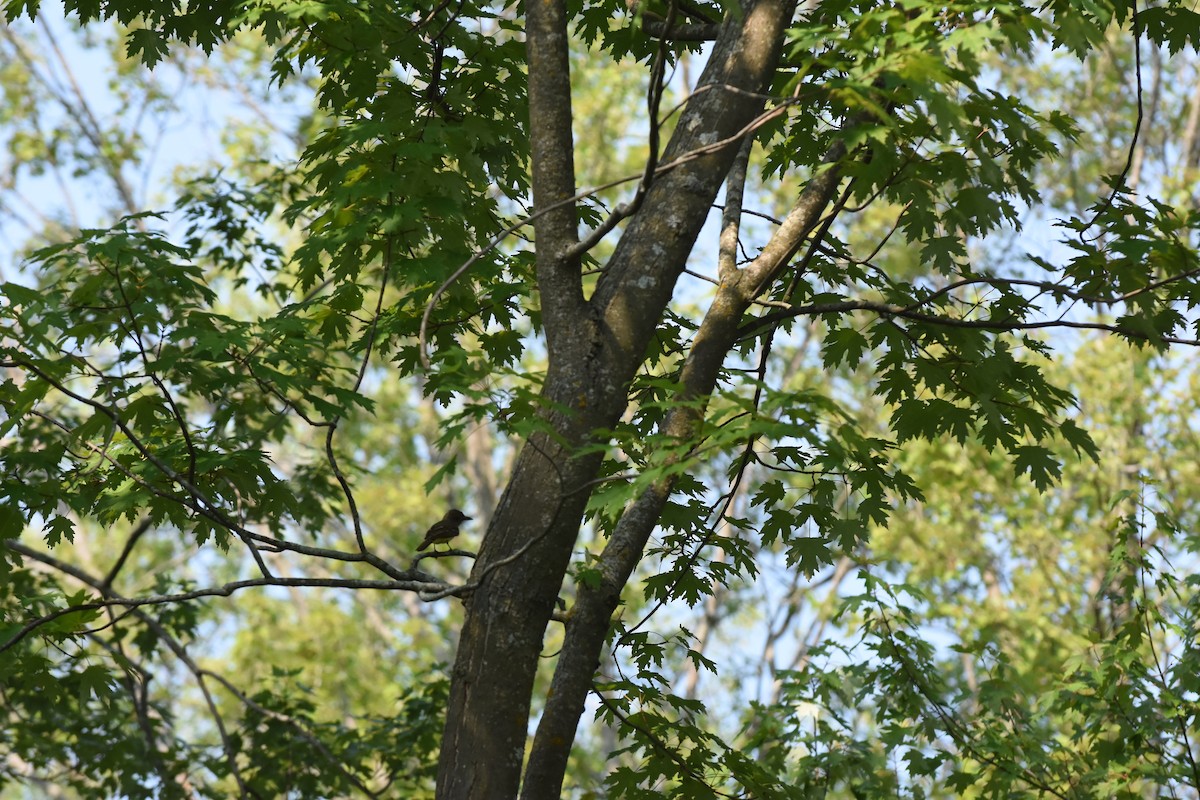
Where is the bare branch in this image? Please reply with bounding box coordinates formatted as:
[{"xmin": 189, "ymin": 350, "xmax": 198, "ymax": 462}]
[
  {"xmin": 743, "ymin": 298, "xmax": 1200, "ymax": 347},
  {"xmin": 718, "ymin": 135, "xmax": 754, "ymax": 280},
  {"xmin": 2, "ymin": 540, "xmax": 449, "ymax": 654},
  {"xmin": 642, "ymin": 20, "xmax": 720, "ymax": 40},
  {"xmin": 100, "ymin": 517, "xmax": 153, "ymax": 591},
  {"xmin": 1082, "ymin": 1, "xmax": 1143, "ymax": 238}
]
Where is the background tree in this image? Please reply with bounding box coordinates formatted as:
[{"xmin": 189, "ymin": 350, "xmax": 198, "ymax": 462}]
[{"xmin": 3, "ymin": 0, "xmax": 1200, "ymax": 798}]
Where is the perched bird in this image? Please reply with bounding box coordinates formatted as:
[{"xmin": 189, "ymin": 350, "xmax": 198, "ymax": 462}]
[{"xmin": 416, "ymin": 508, "xmax": 472, "ymax": 552}]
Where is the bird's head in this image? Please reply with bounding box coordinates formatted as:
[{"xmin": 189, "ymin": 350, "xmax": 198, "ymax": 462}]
[{"xmin": 446, "ymin": 508, "xmax": 472, "ymax": 523}]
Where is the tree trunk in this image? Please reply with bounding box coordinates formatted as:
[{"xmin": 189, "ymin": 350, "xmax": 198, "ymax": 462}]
[
  {"xmin": 520, "ymin": 145, "xmax": 845, "ymax": 799},
  {"xmin": 435, "ymin": 2, "xmax": 802, "ymax": 797}
]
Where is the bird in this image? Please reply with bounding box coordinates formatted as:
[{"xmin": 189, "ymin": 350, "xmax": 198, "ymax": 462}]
[{"xmin": 416, "ymin": 508, "xmax": 472, "ymax": 552}]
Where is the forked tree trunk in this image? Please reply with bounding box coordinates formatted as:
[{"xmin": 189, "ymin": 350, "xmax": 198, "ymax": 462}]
[{"xmin": 435, "ymin": 2, "xmax": 800, "ymax": 797}]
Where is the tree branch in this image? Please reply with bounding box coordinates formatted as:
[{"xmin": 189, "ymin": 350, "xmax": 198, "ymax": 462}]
[
  {"xmin": 2, "ymin": 540, "xmax": 449, "ymax": 654},
  {"xmin": 5, "ymin": 358, "xmax": 417, "ymax": 584},
  {"xmin": 522, "ymin": 114, "xmax": 846, "ymax": 800},
  {"xmin": 526, "ymin": 0, "xmax": 586, "ymax": 349},
  {"xmin": 742, "ymin": 298, "xmax": 1200, "ymax": 347},
  {"xmin": 718, "ymin": 135, "xmax": 753, "ymax": 280},
  {"xmin": 100, "ymin": 516, "xmax": 153, "ymax": 591},
  {"xmin": 6, "ymin": 540, "xmax": 250, "ymax": 795},
  {"xmin": 642, "ymin": 20, "xmax": 720, "ymax": 40}
]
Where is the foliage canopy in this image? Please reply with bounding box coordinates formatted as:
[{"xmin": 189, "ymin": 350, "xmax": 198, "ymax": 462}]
[{"xmin": 3, "ymin": 0, "xmax": 1200, "ymax": 797}]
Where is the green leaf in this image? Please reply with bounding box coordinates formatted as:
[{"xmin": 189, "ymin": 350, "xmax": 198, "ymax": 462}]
[
  {"xmin": 1011, "ymin": 444, "xmax": 1060, "ymax": 492},
  {"xmin": 43, "ymin": 515, "xmax": 74, "ymax": 547}
]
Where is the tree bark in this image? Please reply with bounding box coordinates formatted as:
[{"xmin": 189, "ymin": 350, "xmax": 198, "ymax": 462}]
[
  {"xmin": 520, "ymin": 144, "xmax": 846, "ymax": 799},
  {"xmin": 436, "ymin": 2, "xmax": 805, "ymax": 797}
]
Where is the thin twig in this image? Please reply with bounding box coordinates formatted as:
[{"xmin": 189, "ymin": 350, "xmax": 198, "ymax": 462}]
[
  {"xmin": 1083, "ymin": 1, "xmax": 1143, "ymax": 238},
  {"xmin": 743, "ymin": 298, "xmax": 1200, "ymax": 347},
  {"xmin": 0, "ymin": 550, "xmax": 447, "ymax": 654},
  {"xmin": 5, "ymin": 541, "xmax": 250, "ymax": 795},
  {"xmin": 325, "ymin": 166, "xmax": 399, "ymax": 555},
  {"xmin": 5, "ymin": 360, "xmax": 414, "ymax": 583},
  {"xmin": 201, "ymin": 669, "xmax": 382, "ymax": 798},
  {"xmin": 100, "ymin": 517, "xmax": 153, "ymax": 591},
  {"xmin": 565, "ymin": 0, "xmax": 675, "ymax": 260}
]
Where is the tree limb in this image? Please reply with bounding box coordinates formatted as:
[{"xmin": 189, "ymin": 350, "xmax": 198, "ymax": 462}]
[{"xmin": 522, "ymin": 115, "xmax": 847, "ymax": 800}]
